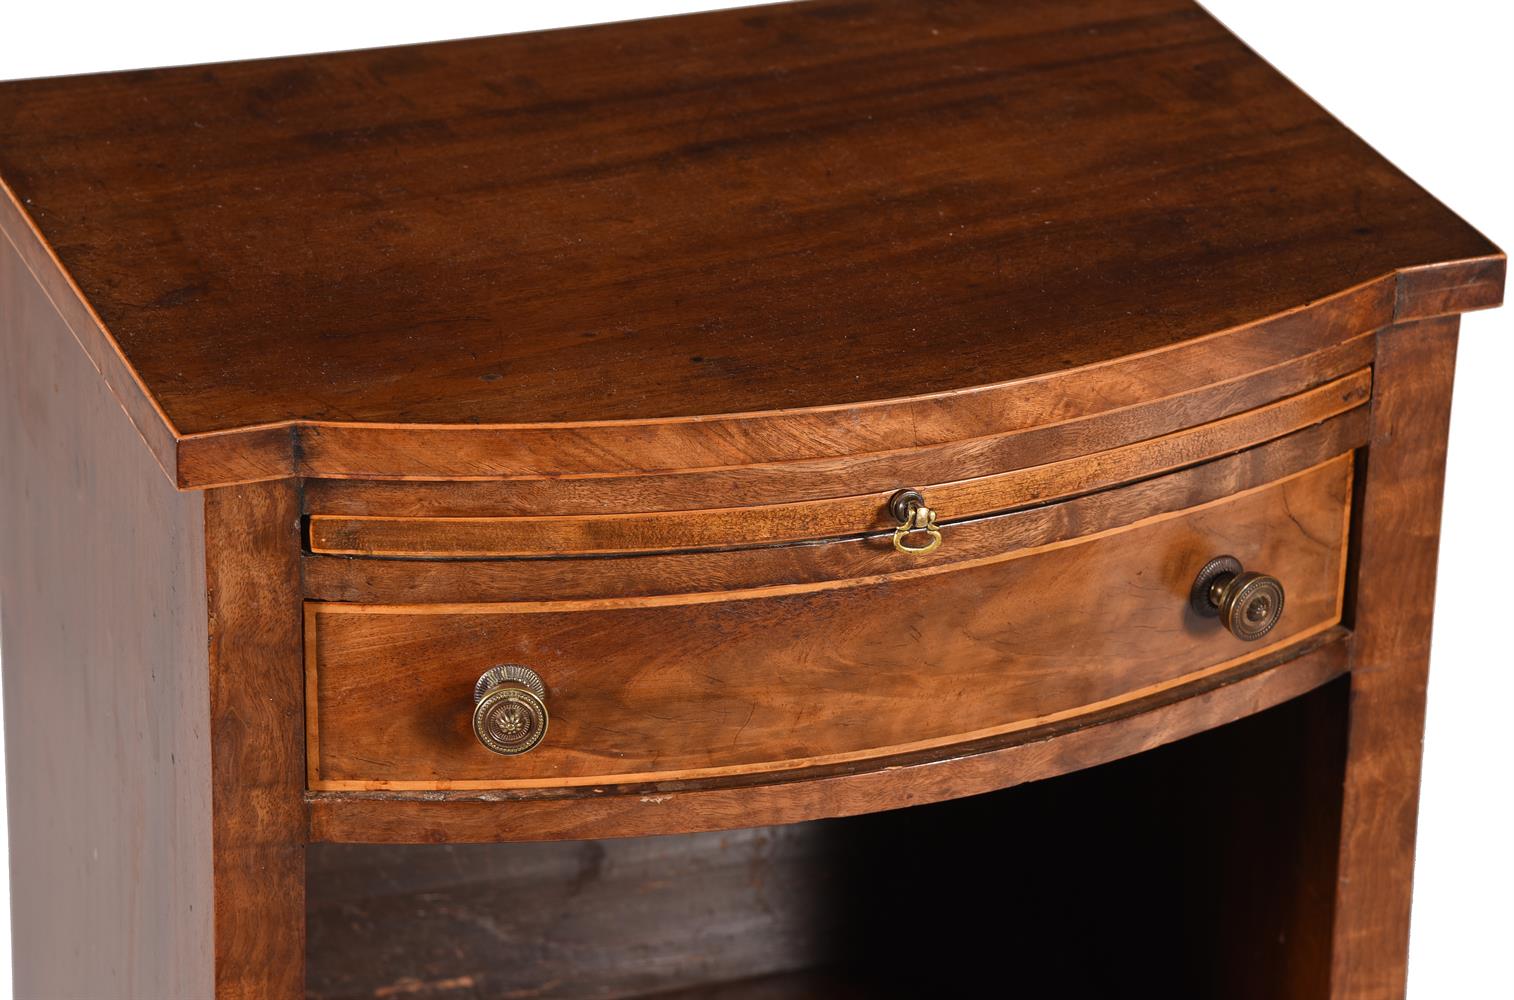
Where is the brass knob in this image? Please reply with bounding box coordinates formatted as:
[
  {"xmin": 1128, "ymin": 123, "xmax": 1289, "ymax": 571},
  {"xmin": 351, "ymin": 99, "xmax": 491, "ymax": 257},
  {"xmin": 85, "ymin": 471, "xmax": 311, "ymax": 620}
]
[
  {"xmin": 472, "ymin": 665, "xmax": 549, "ymax": 756},
  {"xmin": 1190, "ymin": 555, "xmax": 1285, "ymax": 642}
]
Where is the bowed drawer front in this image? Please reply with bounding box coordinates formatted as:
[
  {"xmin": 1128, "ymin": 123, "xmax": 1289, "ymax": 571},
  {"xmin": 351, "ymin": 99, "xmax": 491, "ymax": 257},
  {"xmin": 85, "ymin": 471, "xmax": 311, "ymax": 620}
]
[{"xmin": 305, "ymin": 453, "xmax": 1352, "ymax": 791}]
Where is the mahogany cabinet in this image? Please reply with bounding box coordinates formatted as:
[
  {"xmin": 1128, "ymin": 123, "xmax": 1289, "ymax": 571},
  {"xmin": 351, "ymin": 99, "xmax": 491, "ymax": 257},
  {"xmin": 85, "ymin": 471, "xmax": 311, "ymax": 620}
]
[{"xmin": 0, "ymin": 1, "xmax": 1504, "ymax": 997}]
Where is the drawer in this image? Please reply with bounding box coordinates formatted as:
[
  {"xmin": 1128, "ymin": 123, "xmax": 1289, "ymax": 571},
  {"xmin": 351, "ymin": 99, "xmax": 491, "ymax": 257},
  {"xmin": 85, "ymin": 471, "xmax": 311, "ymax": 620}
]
[
  {"xmin": 305, "ymin": 453, "xmax": 1352, "ymax": 791},
  {"xmin": 305, "ymin": 371, "xmax": 1370, "ymax": 558}
]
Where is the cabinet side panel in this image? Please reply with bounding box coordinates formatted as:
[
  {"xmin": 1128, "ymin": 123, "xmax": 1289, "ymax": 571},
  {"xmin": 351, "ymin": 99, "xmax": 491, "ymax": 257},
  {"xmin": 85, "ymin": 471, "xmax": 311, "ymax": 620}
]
[{"xmin": 0, "ymin": 236, "xmax": 213, "ymax": 992}]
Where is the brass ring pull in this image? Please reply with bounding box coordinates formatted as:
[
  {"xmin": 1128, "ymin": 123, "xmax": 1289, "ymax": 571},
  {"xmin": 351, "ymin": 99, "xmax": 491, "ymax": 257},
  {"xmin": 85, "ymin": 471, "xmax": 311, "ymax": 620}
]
[
  {"xmin": 889, "ymin": 488, "xmax": 943, "ymax": 555},
  {"xmin": 1190, "ymin": 555, "xmax": 1286, "ymax": 642},
  {"xmin": 472, "ymin": 664, "xmax": 549, "ymax": 756}
]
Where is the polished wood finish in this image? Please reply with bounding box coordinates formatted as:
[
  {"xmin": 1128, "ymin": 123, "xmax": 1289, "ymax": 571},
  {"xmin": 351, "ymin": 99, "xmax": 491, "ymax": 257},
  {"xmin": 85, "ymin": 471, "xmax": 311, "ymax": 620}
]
[
  {"xmin": 310, "ymin": 682, "xmax": 1346, "ymax": 999},
  {"xmin": 307, "ymin": 456, "xmax": 1352, "ymax": 790},
  {"xmin": 204, "ymin": 482, "xmax": 307, "ymax": 999},
  {"xmin": 0, "ymin": 188, "xmax": 182, "ymax": 482},
  {"xmin": 307, "ymin": 371, "xmax": 1368, "ymax": 556},
  {"xmin": 305, "ymin": 411, "xmax": 1370, "ymax": 604},
  {"xmin": 303, "ymin": 331, "xmax": 1375, "ymax": 516},
  {"xmin": 0, "ymin": 3, "xmax": 1504, "ymax": 997},
  {"xmin": 0, "ymin": 0, "xmax": 1500, "ymax": 488},
  {"xmin": 282, "ymin": 297, "xmax": 1383, "ymax": 485},
  {"xmin": 0, "ymin": 230, "xmax": 214, "ymax": 996},
  {"xmin": 308, "ymin": 629, "xmax": 1350, "ymax": 843},
  {"xmin": 1332, "ymin": 317, "xmax": 1461, "ymax": 998}
]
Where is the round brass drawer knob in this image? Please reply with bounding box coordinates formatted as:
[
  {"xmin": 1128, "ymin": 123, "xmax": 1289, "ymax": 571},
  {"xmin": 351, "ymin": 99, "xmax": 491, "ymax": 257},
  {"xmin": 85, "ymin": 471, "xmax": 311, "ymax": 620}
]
[
  {"xmin": 472, "ymin": 664, "xmax": 549, "ymax": 756},
  {"xmin": 1190, "ymin": 555, "xmax": 1285, "ymax": 642}
]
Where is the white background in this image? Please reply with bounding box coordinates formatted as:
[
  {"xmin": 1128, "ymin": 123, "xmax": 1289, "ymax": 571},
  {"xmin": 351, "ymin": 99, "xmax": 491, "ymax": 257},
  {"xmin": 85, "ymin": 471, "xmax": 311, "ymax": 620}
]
[{"xmin": 0, "ymin": 2, "xmax": 1509, "ymax": 996}]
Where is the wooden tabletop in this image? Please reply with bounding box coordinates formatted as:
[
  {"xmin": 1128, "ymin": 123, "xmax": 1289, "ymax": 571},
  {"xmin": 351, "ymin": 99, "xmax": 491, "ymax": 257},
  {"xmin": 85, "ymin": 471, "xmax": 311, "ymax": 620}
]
[{"xmin": 0, "ymin": 0, "xmax": 1502, "ymax": 487}]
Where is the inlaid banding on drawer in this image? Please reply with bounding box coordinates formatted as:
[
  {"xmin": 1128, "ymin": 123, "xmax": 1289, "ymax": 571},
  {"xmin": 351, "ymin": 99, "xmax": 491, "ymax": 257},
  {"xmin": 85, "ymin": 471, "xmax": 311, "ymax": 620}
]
[
  {"xmin": 308, "ymin": 370, "xmax": 1369, "ymax": 558},
  {"xmin": 305, "ymin": 454, "xmax": 1354, "ymax": 791}
]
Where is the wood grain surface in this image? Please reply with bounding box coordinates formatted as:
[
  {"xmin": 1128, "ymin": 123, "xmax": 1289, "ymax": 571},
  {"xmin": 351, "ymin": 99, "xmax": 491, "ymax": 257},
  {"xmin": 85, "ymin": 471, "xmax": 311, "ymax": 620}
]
[
  {"xmin": 205, "ymin": 481, "xmax": 307, "ymax": 999},
  {"xmin": 282, "ymin": 295, "xmax": 1383, "ymax": 485},
  {"xmin": 306, "ymin": 455, "xmax": 1352, "ymax": 790},
  {"xmin": 305, "ymin": 680, "xmax": 1349, "ymax": 997},
  {"xmin": 307, "ymin": 369, "xmax": 1368, "ymax": 556},
  {"xmin": 304, "ymin": 410, "xmax": 1369, "ymax": 604},
  {"xmin": 1331, "ymin": 317, "xmax": 1461, "ymax": 999},
  {"xmin": 0, "ymin": 0, "xmax": 1500, "ymax": 487},
  {"xmin": 302, "ymin": 331, "xmax": 1375, "ymax": 517},
  {"xmin": 308, "ymin": 675, "xmax": 1346, "ymax": 1000},
  {"xmin": 0, "ymin": 2, "xmax": 1502, "ymax": 991},
  {"xmin": 0, "ymin": 220, "xmax": 214, "ymax": 996},
  {"xmin": 306, "ymin": 628, "xmax": 1349, "ymax": 843},
  {"xmin": 308, "ymin": 825, "xmax": 845, "ymax": 999}
]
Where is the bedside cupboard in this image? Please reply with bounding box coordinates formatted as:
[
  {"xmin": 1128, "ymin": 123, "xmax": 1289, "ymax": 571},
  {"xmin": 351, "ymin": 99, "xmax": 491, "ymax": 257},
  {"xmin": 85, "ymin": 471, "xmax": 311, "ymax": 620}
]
[{"xmin": 0, "ymin": 1, "xmax": 1503, "ymax": 996}]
